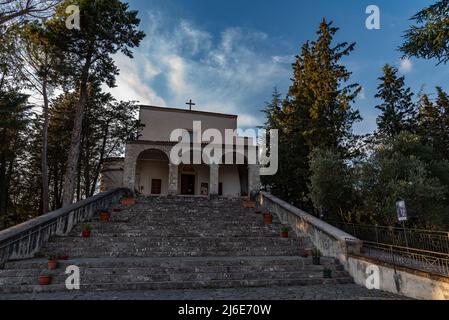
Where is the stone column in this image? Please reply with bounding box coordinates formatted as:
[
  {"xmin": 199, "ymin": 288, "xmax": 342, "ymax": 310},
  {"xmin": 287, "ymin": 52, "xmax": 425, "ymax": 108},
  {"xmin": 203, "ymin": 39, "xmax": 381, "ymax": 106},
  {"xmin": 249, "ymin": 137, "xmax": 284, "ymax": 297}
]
[
  {"xmin": 123, "ymin": 145, "xmax": 137, "ymax": 193},
  {"xmin": 168, "ymin": 163, "xmax": 178, "ymax": 196},
  {"xmin": 209, "ymin": 164, "xmax": 219, "ymax": 197},
  {"xmin": 248, "ymin": 164, "xmax": 261, "ymax": 200}
]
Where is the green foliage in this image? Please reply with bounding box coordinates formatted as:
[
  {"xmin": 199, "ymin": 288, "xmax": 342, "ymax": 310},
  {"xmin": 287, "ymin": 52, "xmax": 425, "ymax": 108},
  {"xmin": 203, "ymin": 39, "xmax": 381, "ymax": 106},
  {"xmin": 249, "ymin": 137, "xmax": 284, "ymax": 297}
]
[
  {"xmin": 0, "ymin": 89, "xmax": 32, "ymax": 229},
  {"xmin": 45, "ymin": 0, "xmax": 145, "ymax": 87},
  {"xmin": 401, "ymin": 0, "xmax": 449, "ymax": 64},
  {"xmin": 375, "ymin": 64, "xmax": 416, "ymax": 139},
  {"xmin": 82, "ymin": 223, "xmax": 92, "ymax": 231},
  {"xmin": 311, "ymin": 248, "xmax": 322, "ymax": 257},
  {"xmin": 357, "ymin": 132, "xmax": 448, "ymax": 227},
  {"xmin": 262, "ymin": 20, "xmax": 361, "ymax": 209},
  {"xmin": 309, "ymin": 148, "xmax": 357, "ymax": 222}
]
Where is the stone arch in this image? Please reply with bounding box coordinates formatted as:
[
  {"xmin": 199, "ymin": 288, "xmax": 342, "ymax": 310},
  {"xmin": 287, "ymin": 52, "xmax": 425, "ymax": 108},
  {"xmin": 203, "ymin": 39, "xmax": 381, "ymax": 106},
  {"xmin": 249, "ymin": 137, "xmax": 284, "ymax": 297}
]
[
  {"xmin": 219, "ymin": 151, "xmax": 249, "ymax": 197},
  {"xmin": 123, "ymin": 143, "xmax": 173, "ymax": 194},
  {"xmin": 135, "ymin": 148, "xmax": 170, "ymax": 196}
]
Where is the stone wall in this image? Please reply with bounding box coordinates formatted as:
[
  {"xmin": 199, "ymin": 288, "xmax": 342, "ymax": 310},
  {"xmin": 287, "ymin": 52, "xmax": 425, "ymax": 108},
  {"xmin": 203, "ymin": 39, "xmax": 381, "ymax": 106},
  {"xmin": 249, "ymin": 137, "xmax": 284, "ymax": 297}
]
[
  {"xmin": 100, "ymin": 158, "xmax": 124, "ymax": 191},
  {"xmin": 258, "ymin": 192, "xmax": 361, "ymax": 261},
  {"xmin": 347, "ymin": 254, "xmax": 449, "ymax": 300},
  {"xmin": 259, "ymin": 192, "xmax": 449, "ymax": 300},
  {"xmin": 0, "ymin": 188, "xmax": 129, "ymax": 267}
]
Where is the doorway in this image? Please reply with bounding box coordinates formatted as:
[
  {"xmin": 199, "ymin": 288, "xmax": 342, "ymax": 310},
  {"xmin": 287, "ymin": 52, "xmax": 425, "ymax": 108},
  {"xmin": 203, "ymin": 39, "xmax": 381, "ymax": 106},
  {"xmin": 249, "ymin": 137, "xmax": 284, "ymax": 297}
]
[{"xmin": 181, "ymin": 174, "xmax": 195, "ymax": 195}]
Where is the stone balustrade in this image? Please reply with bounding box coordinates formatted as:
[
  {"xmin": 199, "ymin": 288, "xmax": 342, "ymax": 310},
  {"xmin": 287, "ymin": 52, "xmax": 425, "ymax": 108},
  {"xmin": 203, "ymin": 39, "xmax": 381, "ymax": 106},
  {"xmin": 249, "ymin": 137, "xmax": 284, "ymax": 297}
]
[
  {"xmin": 258, "ymin": 191, "xmax": 362, "ymax": 261},
  {"xmin": 0, "ymin": 188, "xmax": 130, "ymax": 267}
]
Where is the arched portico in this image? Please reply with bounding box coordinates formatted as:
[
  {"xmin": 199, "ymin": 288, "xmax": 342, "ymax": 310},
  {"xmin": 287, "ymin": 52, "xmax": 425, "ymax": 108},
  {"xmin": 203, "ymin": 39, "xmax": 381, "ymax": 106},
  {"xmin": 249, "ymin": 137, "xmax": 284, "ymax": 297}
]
[
  {"xmin": 135, "ymin": 149, "xmax": 169, "ymax": 195},
  {"xmin": 123, "ymin": 142, "xmax": 176, "ymax": 195},
  {"xmin": 122, "ymin": 141, "xmax": 260, "ymax": 197}
]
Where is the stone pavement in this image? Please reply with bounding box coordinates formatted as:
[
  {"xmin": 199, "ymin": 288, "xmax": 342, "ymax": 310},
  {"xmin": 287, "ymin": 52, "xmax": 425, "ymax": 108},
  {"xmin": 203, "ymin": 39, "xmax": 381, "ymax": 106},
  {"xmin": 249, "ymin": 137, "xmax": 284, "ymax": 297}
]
[{"xmin": 0, "ymin": 284, "xmax": 409, "ymax": 300}]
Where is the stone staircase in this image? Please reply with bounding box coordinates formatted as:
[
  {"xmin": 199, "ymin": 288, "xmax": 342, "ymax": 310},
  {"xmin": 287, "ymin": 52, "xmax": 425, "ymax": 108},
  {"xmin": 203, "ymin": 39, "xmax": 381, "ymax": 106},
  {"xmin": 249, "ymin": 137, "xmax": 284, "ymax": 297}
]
[{"xmin": 0, "ymin": 197, "xmax": 353, "ymax": 294}]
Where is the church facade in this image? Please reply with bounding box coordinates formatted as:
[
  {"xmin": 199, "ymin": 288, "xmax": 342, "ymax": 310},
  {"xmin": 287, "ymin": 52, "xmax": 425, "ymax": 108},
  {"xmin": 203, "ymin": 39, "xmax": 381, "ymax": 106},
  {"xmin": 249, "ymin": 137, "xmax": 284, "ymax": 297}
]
[{"xmin": 101, "ymin": 105, "xmax": 261, "ymax": 198}]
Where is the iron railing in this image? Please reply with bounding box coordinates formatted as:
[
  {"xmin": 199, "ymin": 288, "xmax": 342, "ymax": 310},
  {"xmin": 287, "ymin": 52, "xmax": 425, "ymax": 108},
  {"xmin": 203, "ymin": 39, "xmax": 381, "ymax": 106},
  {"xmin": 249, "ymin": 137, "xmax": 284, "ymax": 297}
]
[
  {"xmin": 330, "ymin": 221, "xmax": 449, "ymax": 255},
  {"xmin": 361, "ymin": 241, "xmax": 449, "ymax": 276}
]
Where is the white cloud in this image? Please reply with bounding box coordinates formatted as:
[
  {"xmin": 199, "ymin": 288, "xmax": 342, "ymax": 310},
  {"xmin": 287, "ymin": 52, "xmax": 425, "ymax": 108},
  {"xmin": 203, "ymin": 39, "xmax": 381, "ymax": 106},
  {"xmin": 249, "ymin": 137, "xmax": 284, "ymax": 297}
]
[
  {"xmin": 104, "ymin": 54, "xmax": 166, "ymax": 106},
  {"xmin": 105, "ymin": 11, "xmax": 291, "ymax": 129},
  {"xmin": 399, "ymin": 58, "xmax": 413, "ymax": 74},
  {"xmin": 272, "ymin": 55, "xmax": 293, "ymax": 64},
  {"xmin": 357, "ymin": 86, "xmax": 366, "ymax": 100}
]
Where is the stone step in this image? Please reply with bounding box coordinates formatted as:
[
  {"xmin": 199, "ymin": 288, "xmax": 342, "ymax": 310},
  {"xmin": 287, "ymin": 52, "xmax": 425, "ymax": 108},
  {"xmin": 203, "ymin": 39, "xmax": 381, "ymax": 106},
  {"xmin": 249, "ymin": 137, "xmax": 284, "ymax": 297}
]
[
  {"xmin": 4, "ymin": 256, "xmax": 332, "ymax": 269},
  {"xmin": 46, "ymin": 236, "xmax": 306, "ymax": 244},
  {"xmin": 0, "ymin": 197, "xmax": 345, "ymax": 295},
  {"xmin": 36, "ymin": 248, "xmax": 304, "ymax": 259},
  {"xmin": 0, "ymin": 277, "xmax": 353, "ymax": 294},
  {"xmin": 0, "ymin": 263, "xmax": 337, "ymax": 277},
  {"xmin": 70, "ymin": 221, "xmax": 285, "ymax": 230},
  {"xmin": 0, "ymin": 269, "xmax": 351, "ymax": 286}
]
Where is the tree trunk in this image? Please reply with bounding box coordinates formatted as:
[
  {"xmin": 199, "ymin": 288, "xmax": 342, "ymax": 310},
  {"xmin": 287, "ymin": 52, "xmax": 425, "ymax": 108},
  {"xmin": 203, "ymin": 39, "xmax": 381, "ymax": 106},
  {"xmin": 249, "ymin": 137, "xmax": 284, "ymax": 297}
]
[
  {"xmin": 41, "ymin": 81, "xmax": 50, "ymax": 214},
  {"xmin": 0, "ymin": 128, "xmax": 8, "ymax": 229},
  {"xmin": 90, "ymin": 123, "xmax": 109, "ymax": 196},
  {"xmin": 62, "ymin": 70, "xmax": 89, "ymax": 206}
]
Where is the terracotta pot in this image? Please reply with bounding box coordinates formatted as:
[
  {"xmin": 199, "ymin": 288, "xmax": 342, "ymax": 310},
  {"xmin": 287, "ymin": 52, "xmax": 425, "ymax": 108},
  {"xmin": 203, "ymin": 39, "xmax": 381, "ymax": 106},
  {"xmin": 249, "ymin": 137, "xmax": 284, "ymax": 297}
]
[
  {"xmin": 263, "ymin": 214, "xmax": 273, "ymax": 224},
  {"xmin": 243, "ymin": 201, "xmax": 256, "ymax": 209},
  {"xmin": 280, "ymin": 231, "xmax": 289, "ymax": 238},
  {"xmin": 60, "ymin": 255, "xmax": 69, "ymax": 261},
  {"xmin": 38, "ymin": 275, "xmax": 52, "ymax": 286},
  {"xmin": 100, "ymin": 211, "xmax": 110, "ymax": 222},
  {"xmin": 299, "ymin": 249, "xmax": 309, "ymax": 258},
  {"xmin": 82, "ymin": 230, "xmax": 91, "ymax": 238},
  {"xmin": 47, "ymin": 260, "xmax": 58, "ymax": 270},
  {"xmin": 121, "ymin": 197, "xmax": 135, "ymax": 205}
]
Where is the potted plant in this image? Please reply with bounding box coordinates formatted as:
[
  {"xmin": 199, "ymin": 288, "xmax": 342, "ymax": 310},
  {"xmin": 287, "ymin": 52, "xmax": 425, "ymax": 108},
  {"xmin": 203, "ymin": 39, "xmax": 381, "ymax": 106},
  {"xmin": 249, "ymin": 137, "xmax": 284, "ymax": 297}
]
[
  {"xmin": 280, "ymin": 225, "xmax": 290, "ymax": 238},
  {"xmin": 82, "ymin": 224, "xmax": 93, "ymax": 238},
  {"xmin": 47, "ymin": 253, "xmax": 58, "ymax": 270},
  {"xmin": 263, "ymin": 213, "xmax": 273, "ymax": 224},
  {"xmin": 243, "ymin": 200, "xmax": 256, "ymax": 209},
  {"xmin": 59, "ymin": 253, "xmax": 69, "ymax": 260},
  {"xmin": 299, "ymin": 248, "xmax": 310, "ymax": 258},
  {"xmin": 99, "ymin": 209, "xmax": 110, "ymax": 222},
  {"xmin": 121, "ymin": 196, "xmax": 135, "ymax": 206},
  {"xmin": 254, "ymin": 206, "xmax": 262, "ymax": 215},
  {"xmin": 38, "ymin": 272, "xmax": 52, "ymax": 286},
  {"xmin": 323, "ymin": 268, "xmax": 332, "ymax": 279},
  {"xmin": 311, "ymin": 248, "xmax": 322, "ymax": 265}
]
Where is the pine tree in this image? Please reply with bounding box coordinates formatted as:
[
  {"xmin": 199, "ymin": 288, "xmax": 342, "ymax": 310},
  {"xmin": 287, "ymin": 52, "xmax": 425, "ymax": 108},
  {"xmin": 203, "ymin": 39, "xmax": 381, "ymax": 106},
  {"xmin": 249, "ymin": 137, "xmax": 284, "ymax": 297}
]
[
  {"xmin": 374, "ymin": 64, "xmax": 416, "ymax": 139},
  {"xmin": 401, "ymin": 0, "xmax": 449, "ymax": 65},
  {"xmin": 44, "ymin": 0, "xmax": 145, "ymax": 206}
]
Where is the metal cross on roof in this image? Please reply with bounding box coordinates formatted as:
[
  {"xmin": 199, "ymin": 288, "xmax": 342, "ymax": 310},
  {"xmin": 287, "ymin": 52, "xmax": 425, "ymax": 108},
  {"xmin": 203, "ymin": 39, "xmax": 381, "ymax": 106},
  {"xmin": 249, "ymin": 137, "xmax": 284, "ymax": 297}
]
[{"xmin": 186, "ymin": 99, "xmax": 196, "ymax": 110}]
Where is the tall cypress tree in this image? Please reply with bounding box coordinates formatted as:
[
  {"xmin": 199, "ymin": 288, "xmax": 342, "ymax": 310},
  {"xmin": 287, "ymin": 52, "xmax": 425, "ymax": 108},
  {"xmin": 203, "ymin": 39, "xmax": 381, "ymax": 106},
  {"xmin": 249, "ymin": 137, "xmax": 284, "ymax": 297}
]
[
  {"xmin": 435, "ymin": 87, "xmax": 449, "ymax": 160},
  {"xmin": 263, "ymin": 19, "xmax": 361, "ymax": 208},
  {"xmin": 374, "ymin": 64, "xmax": 416, "ymax": 139}
]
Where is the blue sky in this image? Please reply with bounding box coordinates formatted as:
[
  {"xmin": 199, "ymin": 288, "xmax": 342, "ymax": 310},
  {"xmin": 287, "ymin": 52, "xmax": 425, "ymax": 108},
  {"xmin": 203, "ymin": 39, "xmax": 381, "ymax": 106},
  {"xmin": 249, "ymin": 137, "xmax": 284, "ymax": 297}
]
[{"xmin": 106, "ymin": 0, "xmax": 449, "ymax": 134}]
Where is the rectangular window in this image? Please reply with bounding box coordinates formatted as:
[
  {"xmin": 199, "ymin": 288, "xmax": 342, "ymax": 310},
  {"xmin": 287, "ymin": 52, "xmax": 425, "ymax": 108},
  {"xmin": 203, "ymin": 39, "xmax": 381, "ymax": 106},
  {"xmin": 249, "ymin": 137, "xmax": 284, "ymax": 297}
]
[{"xmin": 151, "ymin": 179, "xmax": 162, "ymax": 195}]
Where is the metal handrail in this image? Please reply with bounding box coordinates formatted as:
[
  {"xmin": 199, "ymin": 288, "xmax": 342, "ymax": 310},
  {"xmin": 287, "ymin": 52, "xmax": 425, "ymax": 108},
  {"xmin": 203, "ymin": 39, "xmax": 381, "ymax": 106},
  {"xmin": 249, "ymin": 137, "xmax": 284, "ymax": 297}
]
[
  {"xmin": 329, "ymin": 220, "xmax": 449, "ymax": 255},
  {"xmin": 361, "ymin": 241, "xmax": 449, "ymax": 276}
]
